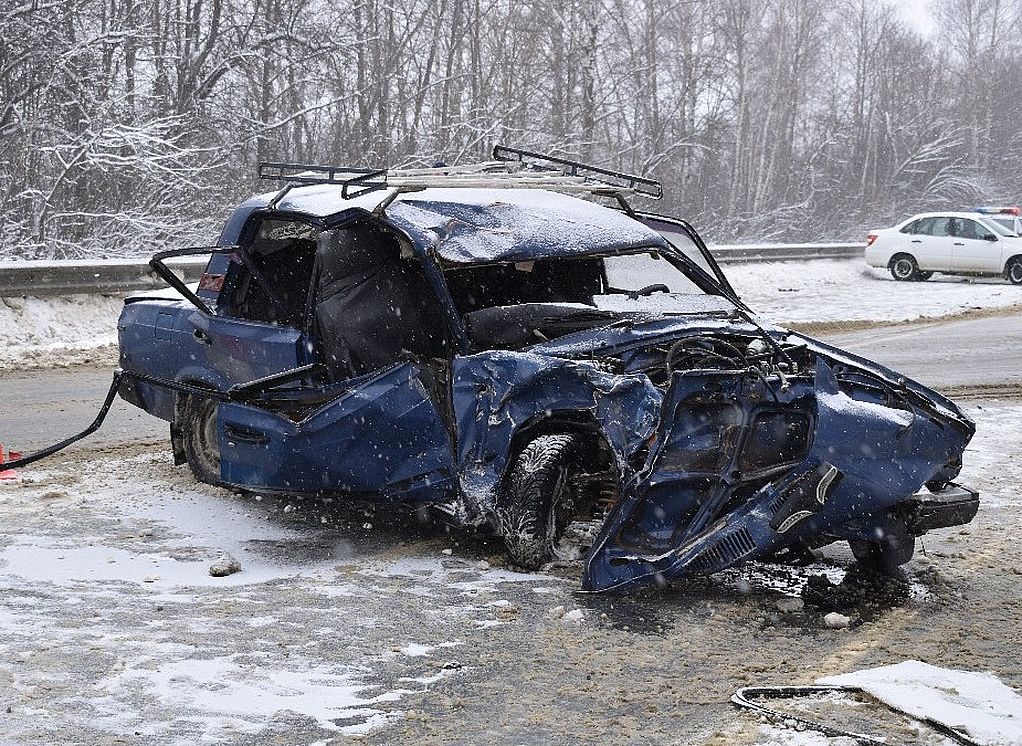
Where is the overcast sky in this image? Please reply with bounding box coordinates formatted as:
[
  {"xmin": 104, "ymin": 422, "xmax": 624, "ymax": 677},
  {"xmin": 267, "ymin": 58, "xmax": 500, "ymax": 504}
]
[{"xmin": 897, "ymin": 0, "xmax": 936, "ymax": 36}]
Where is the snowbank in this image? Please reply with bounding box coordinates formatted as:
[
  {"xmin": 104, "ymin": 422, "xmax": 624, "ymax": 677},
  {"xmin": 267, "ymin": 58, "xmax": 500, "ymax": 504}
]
[{"xmin": 0, "ymin": 294, "xmax": 123, "ymax": 369}]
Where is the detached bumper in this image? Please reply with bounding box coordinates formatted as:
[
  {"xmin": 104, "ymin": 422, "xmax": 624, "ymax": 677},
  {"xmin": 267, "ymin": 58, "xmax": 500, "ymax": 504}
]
[{"xmin": 903, "ymin": 483, "xmax": 980, "ymax": 535}]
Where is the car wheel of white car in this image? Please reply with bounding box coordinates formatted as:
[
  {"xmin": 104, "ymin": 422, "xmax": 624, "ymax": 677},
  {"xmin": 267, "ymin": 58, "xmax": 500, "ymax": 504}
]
[
  {"xmin": 889, "ymin": 254, "xmax": 920, "ymax": 281},
  {"xmin": 1006, "ymin": 258, "xmax": 1022, "ymax": 285},
  {"xmin": 178, "ymin": 393, "xmax": 221, "ymax": 485}
]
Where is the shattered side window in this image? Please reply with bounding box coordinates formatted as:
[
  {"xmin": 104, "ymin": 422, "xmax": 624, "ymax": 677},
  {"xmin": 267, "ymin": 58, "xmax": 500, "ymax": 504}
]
[
  {"xmin": 738, "ymin": 411, "xmax": 812, "ymax": 475},
  {"xmin": 644, "ymin": 223, "xmax": 715, "ymax": 276}
]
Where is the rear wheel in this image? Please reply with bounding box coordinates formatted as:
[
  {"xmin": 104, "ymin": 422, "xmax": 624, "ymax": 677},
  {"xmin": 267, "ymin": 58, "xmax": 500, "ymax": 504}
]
[
  {"xmin": 1006, "ymin": 257, "xmax": 1022, "ymax": 285},
  {"xmin": 178, "ymin": 394, "xmax": 221, "ymax": 485},
  {"xmin": 889, "ymin": 254, "xmax": 920, "ymax": 281},
  {"xmin": 498, "ymin": 434, "xmax": 581, "ymax": 570}
]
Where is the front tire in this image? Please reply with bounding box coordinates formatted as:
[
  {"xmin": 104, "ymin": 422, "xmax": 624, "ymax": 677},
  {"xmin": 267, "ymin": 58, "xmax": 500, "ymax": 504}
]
[
  {"xmin": 1006, "ymin": 257, "xmax": 1022, "ymax": 285},
  {"xmin": 498, "ymin": 434, "xmax": 581, "ymax": 570},
  {"xmin": 889, "ymin": 254, "xmax": 920, "ymax": 281},
  {"xmin": 849, "ymin": 533, "xmax": 915, "ymax": 573},
  {"xmin": 178, "ymin": 394, "xmax": 221, "ymax": 485}
]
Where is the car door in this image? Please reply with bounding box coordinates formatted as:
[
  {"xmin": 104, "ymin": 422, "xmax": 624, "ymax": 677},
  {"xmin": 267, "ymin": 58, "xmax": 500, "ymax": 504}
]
[
  {"xmin": 951, "ymin": 218, "xmax": 1001, "ymax": 273},
  {"xmin": 904, "ymin": 216, "xmax": 953, "ymax": 270},
  {"xmin": 214, "ymin": 221, "xmax": 457, "ymax": 499},
  {"xmin": 148, "ymin": 244, "xmax": 311, "ymax": 385},
  {"xmin": 216, "ymin": 361, "xmax": 456, "ymax": 497}
]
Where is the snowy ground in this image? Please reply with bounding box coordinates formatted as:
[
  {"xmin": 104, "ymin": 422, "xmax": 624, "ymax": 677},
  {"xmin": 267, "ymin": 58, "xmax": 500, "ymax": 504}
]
[
  {"xmin": 2, "ymin": 259, "xmax": 1021, "ymax": 743},
  {"xmin": 2, "ymin": 260, "xmax": 1020, "ymax": 370},
  {"xmin": 728, "ymin": 260, "xmax": 1022, "ymax": 325},
  {"xmin": 1, "ymin": 401, "xmax": 1020, "ymax": 744}
]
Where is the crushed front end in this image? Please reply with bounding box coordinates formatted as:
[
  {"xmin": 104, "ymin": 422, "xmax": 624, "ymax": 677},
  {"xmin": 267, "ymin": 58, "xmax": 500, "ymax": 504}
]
[{"xmin": 571, "ymin": 324, "xmax": 977, "ymax": 592}]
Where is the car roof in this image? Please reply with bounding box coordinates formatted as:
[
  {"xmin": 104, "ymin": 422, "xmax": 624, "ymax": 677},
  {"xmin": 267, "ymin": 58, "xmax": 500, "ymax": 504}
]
[
  {"xmin": 221, "ymin": 185, "xmax": 670, "ymax": 264},
  {"xmin": 904, "ymin": 211, "xmax": 1003, "ymax": 221}
]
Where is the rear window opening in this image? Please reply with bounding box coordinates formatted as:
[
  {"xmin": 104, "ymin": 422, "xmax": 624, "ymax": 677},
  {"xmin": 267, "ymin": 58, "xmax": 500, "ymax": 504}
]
[{"xmin": 225, "ymin": 218, "xmax": 319, "ymax": 327}]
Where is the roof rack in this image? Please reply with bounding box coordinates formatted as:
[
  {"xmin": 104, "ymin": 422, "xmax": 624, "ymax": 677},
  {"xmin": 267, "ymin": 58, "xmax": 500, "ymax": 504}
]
[
  {"xmin": 257, "ymin": 146, "xmax": 662, "ymax": 207},
  {"xmin": 491, "ymin": 145, "xmax": 662, "ymax": 199}
]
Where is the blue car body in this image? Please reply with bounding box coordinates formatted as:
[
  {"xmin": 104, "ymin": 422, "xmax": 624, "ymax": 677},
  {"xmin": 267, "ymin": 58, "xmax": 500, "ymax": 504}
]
[{"xmin": 117, "ymin": 185, "xmax": 978, "ymax": 592}]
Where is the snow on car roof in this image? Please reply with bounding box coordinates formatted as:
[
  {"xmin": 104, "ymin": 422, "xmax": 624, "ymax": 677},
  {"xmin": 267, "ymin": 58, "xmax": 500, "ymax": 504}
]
[{"xmin": 224, "ymin": 185, "xmax": 669, "ymax": 264}]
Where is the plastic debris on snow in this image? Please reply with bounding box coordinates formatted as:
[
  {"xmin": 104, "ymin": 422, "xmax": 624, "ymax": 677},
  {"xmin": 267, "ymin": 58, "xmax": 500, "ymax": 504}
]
[{"xmin": 819, "ymin": 660, "xmax": 1022, "ymax": 746}]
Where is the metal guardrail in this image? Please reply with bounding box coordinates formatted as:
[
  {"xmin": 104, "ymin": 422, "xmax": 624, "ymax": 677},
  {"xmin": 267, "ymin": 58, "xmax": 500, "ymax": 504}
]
[
  {"xmin": 0, "ymin": 243, "xmax": 865, "ymax": 297},
  {"xmin": 711, "ymin": 243, "xmax": 865, "ymax": 264},
  {"xmin": 0, "ymin": 257, "xmax": 208, "ymax": 297}
]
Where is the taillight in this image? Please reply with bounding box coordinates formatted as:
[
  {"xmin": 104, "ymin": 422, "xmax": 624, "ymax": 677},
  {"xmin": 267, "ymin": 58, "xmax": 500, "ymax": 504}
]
[
  {"xmin": 198, "ymin": 273, "xmax": 225, "ymax": 292},
  {"xmin": 866, "ymin": 234, "xmax": 878, "ymax": 246}
]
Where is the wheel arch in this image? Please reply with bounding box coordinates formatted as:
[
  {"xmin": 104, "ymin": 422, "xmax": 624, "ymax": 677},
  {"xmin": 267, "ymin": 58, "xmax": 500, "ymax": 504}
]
[
  {"xmin": 887, "ymin": 250, "xmax": 916, "ymax": 267},
  {"xmin": 505, "ymin": 410, "xmax": 618, "ymax": 478}
]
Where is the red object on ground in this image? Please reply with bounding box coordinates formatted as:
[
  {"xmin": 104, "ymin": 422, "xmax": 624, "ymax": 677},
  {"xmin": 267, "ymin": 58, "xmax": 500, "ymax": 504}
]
[{"xmin": 0, "ymin": 444, "xmax": 22, "ymax": 480}]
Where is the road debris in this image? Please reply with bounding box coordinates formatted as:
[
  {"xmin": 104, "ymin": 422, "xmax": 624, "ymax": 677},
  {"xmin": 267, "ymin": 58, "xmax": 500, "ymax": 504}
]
[
  {"xmin": 209, "ymin": 552, "xmax": 242, "ymax": 577},
  {"xmin": 823, "ymin": 612, "xmax": 851, "ymax": 629}
]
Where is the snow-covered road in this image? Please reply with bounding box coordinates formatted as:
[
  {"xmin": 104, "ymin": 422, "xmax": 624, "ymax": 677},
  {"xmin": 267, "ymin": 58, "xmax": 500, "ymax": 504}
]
[
  {"xmin": 0, "ymin": 400, "xmax": 1020, "ymax": 744},
  {"xmin": 2, "ymin": 258, "xmax": 1021, "ymax": 744}
]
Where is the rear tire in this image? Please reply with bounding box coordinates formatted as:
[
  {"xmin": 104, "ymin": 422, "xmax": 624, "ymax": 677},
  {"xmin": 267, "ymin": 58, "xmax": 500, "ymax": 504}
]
[
  {"xmin": 498, "ymin": 434, "xmax": 580, "ymax": 570},
  {"xmin": 1006, "ymin": 257, "xmax": 1022, "ymax": 285},
  {"xmin": 889, "ymin": 254, "xmax": 920, "ymax": 281},
  {"xmin": 178, "ymin": 394, "xmax": 221, "ymax": 485}
]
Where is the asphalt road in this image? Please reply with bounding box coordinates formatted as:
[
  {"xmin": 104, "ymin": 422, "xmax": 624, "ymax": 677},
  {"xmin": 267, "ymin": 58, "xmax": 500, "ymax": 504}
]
[
  {"xmin": 823, "ymin": 312, "xmax": 1022, "ymax": 394},
  {"xmin": 1, "ymin": 309, "xmax": 1019, "ymax": 456}
]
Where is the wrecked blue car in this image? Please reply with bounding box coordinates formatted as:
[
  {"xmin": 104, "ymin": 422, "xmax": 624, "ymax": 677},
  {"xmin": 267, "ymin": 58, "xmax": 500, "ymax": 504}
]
[{"xmin": 113, "ymin": 149, "xmax": 978, "ymax": 592}]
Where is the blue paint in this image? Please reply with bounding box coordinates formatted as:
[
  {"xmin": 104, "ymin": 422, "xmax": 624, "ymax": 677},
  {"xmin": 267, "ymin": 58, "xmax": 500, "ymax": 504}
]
[{"xmin": 118, "ymin": 185, "xmax": 978, "ymax": 592}]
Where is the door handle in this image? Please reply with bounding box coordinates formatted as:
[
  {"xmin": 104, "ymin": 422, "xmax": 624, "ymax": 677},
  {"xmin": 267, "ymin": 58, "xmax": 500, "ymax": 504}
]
[
  {"xmin": 910, "ymin": 239, "xmax": 922, "ymax": 243},
  {"xmin": 224, "ymin": 425, "xmax": 269, "ymax": 445},
  {"xmin": 953, "ymin": 242, "xmax": 964, "ymax": 246},
  {"xmin": 193, "ymin": 328, "xmax": 213, "ymax": 345}
]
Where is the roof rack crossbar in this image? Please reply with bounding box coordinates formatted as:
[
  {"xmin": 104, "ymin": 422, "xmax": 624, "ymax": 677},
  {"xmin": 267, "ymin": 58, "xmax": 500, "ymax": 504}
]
[
  {"xmin": 492, "ymin": 145, "xmax": 663, "ymax": 199},
  {"xmin": 256, "ymin": 149, "xmax": 662, "ymax": 208}
]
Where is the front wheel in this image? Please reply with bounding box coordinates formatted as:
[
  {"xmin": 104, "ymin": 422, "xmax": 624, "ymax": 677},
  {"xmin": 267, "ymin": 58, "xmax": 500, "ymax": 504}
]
[
  {"xmin": 498, "ymin": 434, "xmax": 581, "ymax": 570},
  {"xmin": 890, "ymin": 255, "xmax": 920, "ymax": 281},
  {"xmin": 849, "ymin": 533, "xmax": 915, "ymax": 573},
  {"xmin": 1006, "ymin": 257, "xmax": 1022, "ymax": 285},
  {"xmin": 177, "ymin": 394, "xmax": 221, "ymax": 485}
]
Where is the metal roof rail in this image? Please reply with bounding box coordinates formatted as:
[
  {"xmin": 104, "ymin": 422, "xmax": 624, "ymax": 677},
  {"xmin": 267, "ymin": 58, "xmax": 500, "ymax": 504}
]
[
  {"xmin": 257, "ymin": 147, "xmax": 663, "ymax": 206},
  {"xmin": 492, "ymin": 145, "xmax": 662, "ymax": 199}
]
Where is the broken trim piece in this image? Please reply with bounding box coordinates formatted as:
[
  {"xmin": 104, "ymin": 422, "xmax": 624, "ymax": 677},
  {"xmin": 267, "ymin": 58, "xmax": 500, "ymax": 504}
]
[{"xmin": 732, "ymin": 685, "xmax": 982, "ymax": 746}]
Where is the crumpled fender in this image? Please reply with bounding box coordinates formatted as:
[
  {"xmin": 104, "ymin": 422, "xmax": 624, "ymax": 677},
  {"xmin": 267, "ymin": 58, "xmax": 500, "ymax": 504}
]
[
  {"xmin": 582, "ymin": 360, "xmax": 973, "ymax": 592},
  {"xmin": 451, "ymin": 351, "xmax": 662, "ymax": 520}
]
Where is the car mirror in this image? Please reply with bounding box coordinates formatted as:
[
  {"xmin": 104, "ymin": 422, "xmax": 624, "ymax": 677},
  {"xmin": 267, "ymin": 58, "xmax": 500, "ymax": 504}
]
[{"xmin": 984, "ymin": 234, "xmax": 997, "ymax": 242}]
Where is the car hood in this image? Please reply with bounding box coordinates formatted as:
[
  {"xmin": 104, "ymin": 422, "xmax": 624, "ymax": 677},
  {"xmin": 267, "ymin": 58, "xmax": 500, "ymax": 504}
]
[{"xmin": 525, "ymin": 310, "xmax": 971, "ymax": 429}]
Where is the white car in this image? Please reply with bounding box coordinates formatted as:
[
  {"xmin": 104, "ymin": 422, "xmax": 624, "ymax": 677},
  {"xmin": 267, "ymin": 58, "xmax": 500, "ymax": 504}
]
[{"xmin": 865, "ymin": 211, "xmax": 1022, "ymax": 284}]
